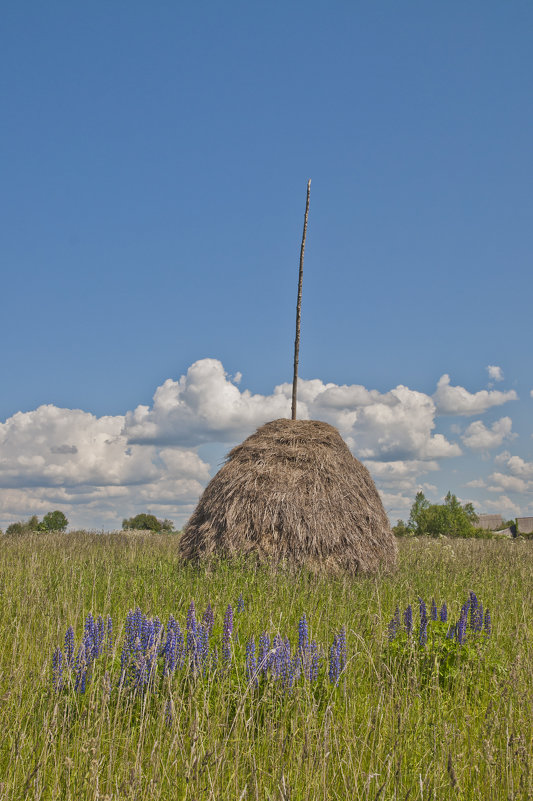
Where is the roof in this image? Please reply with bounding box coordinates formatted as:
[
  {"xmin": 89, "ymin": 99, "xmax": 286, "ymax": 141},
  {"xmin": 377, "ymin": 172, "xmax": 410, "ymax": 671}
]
[{"xmin": 477, "ymin": 514, "xmax": 504, "ymax": 530}]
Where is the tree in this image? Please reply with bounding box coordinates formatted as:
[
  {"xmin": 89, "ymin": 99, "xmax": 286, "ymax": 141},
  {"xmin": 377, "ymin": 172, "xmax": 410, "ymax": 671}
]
[
  {"xmin": 405, "ymin": 490, "xmax": 478, "ymax": 538},
  {"xmin": 41, "ymin": 510, "xmax": 68, "ymax": 532},
  {"xmin": 122, "ymin": 513, "xmax": 174, "ymax": 533},
  {"xmin": 407, "ymin": 491, "xmax": 430, "ymax": 534}
]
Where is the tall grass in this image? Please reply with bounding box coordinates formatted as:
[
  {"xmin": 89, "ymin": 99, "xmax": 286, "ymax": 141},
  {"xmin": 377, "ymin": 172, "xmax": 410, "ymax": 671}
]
[{"xmin": 0, "ymin": 532, "xmax": 532, "ymax": 800}]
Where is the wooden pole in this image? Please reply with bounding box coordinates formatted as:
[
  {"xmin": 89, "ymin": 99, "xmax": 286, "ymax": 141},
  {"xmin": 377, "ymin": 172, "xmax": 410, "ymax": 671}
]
[{"xmin": 291, "ymin": 179, "xmax": 311, "ymax": 420}]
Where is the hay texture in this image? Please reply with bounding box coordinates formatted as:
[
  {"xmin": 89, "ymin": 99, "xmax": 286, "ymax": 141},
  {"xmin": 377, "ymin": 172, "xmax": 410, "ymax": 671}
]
[{"xmin": 179, "ymin": 419, "xmax": 397, "ymax": 574}]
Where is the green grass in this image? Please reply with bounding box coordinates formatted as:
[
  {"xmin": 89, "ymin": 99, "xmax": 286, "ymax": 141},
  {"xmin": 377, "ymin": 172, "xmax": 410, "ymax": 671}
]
[{"xmin": 1, "ymin": 532, "xmax": 532, "ymax": 800}]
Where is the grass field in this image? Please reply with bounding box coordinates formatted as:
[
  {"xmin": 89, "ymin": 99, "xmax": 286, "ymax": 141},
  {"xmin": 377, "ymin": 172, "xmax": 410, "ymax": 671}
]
[{"xmin": 0, "ymin": 532, "xmax": 532, "ymax": 800}]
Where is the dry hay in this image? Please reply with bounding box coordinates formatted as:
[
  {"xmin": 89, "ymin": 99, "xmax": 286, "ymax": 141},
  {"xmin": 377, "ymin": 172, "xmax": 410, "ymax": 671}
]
[{"xmin": 179, "ymin": 418, "xmax": 397, "ymax": 575}]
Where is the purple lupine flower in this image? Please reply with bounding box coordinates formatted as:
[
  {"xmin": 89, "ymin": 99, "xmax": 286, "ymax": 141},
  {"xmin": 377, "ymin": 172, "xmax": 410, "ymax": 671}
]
[
  {"xmin": 153, "ymin": 617, "xmax": 163, "ymax": 652},
  {"xmin": 163, "ymin": 630, "xmax": 177, "ymax": 675},
  {"xmin": 404, "ymin": 605, "xmax": 413, "ymax": 636},
  {"xmin": 222, "ymin": 604, "xmax": 233, "ymax": 664},
  {"xmin": 52, "ymin": 647, "xmax": 63, "ymax": 691},
  {"xmin": 419, "ymin": 598, "xmax": 427, "ymax": 623},
  {"xmin": 456, "ymin": 610, "xmax": 467, "ymax": 645},
  {"xmin": 237, "ymin": 594, "xmax": 244, "ymax": 613},
  {"xmin": 430, "ymin": 599, "xmax": 438, "ymax": 621},
  {"xmin": 440, "ymin": 603, "xmax": 448, "ymax": 623},
  {"xmin": 446, "ymin": 625, "xmax": 456, "ymax": 640},
  {"xmin": 298, "ymin": 614, "xmax": 309, "ymax": 653},
  {"xmin": 484, "ymin": 610, "xmax": 491, "ymax": 636},
  {"xmin": 389, "ymin": 607, "xmax": 400, "ymax": 640},
  {"xmin": 272, "ymin": 635, "xmax": 284, "ymax": 678},
  {"xmin": 202, "ymin": 603, "xmax": 214, "ymax": 633},
  {"xmin": 74, "ymin": 643, "xmax": 87, "ymax": 693},
  {"xmin": 106, "ymin": 617, "xmax": 113, "ymax": 653},
  {"xmin": 195, "ymin": 623, "xmax": 209, "ymax": 673},
  {"xmin": 246, "ymin": 636, "xmax": 257, "ymax": 684},
  {"xmin": 258, "ymin": 631, "xmax": 270, "ymax": 676},
  {"xmin": 96, "ymin": 615, "xmax": 105, "ymax": 658},
  {"xmin": 469, "ymin": 592, "xmax": 478, "ymax": 629},
  {"xmin": 337, "ymin": 626, "xmax": 347, "ymax": 675},
  {"xmin": 287, "ymin": 652, "xmax": 301, "ymax": 692},
  {"xmin": 133, "ymin": 607, "xmax": 142, "ymax": 640},
  {"xmin": 473, "ymin": 602, "xmax": 484, "ymax": 633},
  {"xmin": 64, "ymin": 626, "xmax": 75, "ymax": 667},
  {"xmin": 280, "ymin": 638, "xmax": 291, "ymax": 689},
  {"xmin": 419, "ymin": 616, "xmax": 428, "ymax": 647},
  {"xmin": 83, "ymin": 613, "xmax": 96, "ymax": 662},
  {"xmin": 329, "ymin": 637, "xmax": 340, "ymax": 685},
  {"xmin": 186, "ymin": 601, "xmax": 196, "ymax": 635}
]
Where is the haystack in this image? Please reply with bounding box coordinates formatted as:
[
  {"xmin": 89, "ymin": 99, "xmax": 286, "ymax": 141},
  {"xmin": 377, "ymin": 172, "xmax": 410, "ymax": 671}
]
[{"xmin": 179, "ymin": 418, "xmax": 397, "ymax": 574}]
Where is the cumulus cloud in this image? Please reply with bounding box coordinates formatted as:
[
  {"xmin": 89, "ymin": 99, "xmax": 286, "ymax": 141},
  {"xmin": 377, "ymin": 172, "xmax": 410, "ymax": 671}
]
[
  {"xmin": 0, "ymin": 404, "xmax": 211, "ymax": 530},
  {"xmin": 483, "ymin": 495, "xmax": 522, "ymax": 516},
  {"xmin": 434, "ymin": 375, "xmax": 517, "ymax": 416},
  {"xmin": 487, "ymin": 472, "xmax": 529, "ymax": 494},
  {"xmin": 487, "ymin": 365, "xmax": 504, "ymax": 382},
  {"xmin": 465, "ymin": 478, "xmax": 486, "ymax": 488},
  {"xmin": 494, "ymin": 453, "xmax": 533, "ymax": 480},
  {"xmin": 125, "ymin": 359, "xmax": 461, "ymax": 463},
  {"xmin": 461, "ymin": 417, "xmax": 514, "ymax": 451}
]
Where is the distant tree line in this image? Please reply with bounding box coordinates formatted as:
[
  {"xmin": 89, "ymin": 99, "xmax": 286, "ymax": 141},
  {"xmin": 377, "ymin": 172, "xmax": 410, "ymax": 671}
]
[{"xmin": 3, "ymin": 510, "xmax": 69, "ymax": 537}]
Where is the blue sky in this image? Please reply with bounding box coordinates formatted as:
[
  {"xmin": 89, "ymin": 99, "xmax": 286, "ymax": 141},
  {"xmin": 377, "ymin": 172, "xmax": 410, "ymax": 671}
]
[{"xmin": 1, "ymin": 3, "xmax": 532, "ymax": 530}]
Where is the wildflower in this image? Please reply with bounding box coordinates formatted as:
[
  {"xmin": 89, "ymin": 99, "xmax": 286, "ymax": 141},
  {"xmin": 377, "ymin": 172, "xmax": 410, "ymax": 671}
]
[
  {"xmin": 469, "ymin": 591, "xmax": 479, "ymax": 629},
  {"xmin": 337, "ymin": 626, "xmax": 347, "ymax": 673},
  {"xmin": 419, "ymin": 598, "xmax": 427, "ymax": 624},
  {"xmin": 388, "ymin": 607, "xmax": 400, "ymax": 640},
  {"xmin": 52, "ymin": 647, "xmax": 63, "ymax": 691},
  {"xmin": 106, "ymin": 616, "xmax": 113, "ymax": 653},
  {"xmin": 440, "ymin": 603, "xmax": 448, "ymax": 623},
  {"xmin": 222, "ymin": 605, "xmax": 233, "ymax": 665},
  {"xmin": 329, "ymin": 637, "xmax": 340, "ymax": 685},
  {"xmin": 64, "ymin": 626, "xmax": 75, "ymax": 667},
  {"xmin": 456, "ymin": 610, "xmax": 467, "ymax": 645},
  {"xmin": 246, "ymin": 636, "xmax": 257, "ymax": 684},
  {"xmin": 186, "ymin": 601, "xmax": 196, "ymax": 636},
  {"xmin": 74, "ymin": 643, "xmax": 87, "ymax": 693},
  {"xmin": 202, "ymin": 603, "xmax": 214, "ymax": 633},
  {"xmin": 430, "ymin": 599, "xmax": 438, "ymax": 621},
  {"xmin": 419, "ymin": 616, "xmax": 428, "ymax": 647},
  {"xmin": 237, "ymin": 594, "xmax": 244, "ymax": 613},
  {"xmin": 404, "ymin": 605, "xmax": 413, "ymax": 636},
  {"xmin": 473, "ymin": 602, "xmax": 484, "ymax": 633},
  {"xmin": 96, "ymin": 615, "xmax": 105, "ymax": 658},
  {"xmin": 258, "ymin": 631, "xmax": 270, "ymax": 676},
  {"xmin": 298, "ymin": 614, "xmax": 309, "ymax": 653}
]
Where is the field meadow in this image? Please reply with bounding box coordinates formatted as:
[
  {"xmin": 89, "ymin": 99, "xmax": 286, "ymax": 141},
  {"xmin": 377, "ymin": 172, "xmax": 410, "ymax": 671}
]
[{"xmin": 0, "ymin": 532, "xmax": 532, "ymax": 801}]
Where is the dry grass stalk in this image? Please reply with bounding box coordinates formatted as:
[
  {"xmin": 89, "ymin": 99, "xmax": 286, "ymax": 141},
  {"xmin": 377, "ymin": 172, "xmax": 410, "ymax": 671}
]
[{"xmin": 179, "ymin": 418, "xmax": 397, "ymax": 575}]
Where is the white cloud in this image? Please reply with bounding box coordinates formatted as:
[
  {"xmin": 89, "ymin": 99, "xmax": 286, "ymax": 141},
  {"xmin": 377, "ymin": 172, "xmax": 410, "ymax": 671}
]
[
  {"xmin": 0, "ymin": 404, "xmax": 211, "ymax": 530},
  {"xmin": 487, "ymin": 365, "xmax": 504, "ymax": 382},
  {"xmin": 461, "ymin": 417, "xmax": 514, "ymax": 451},
  {"xmin": 124, "ymin": 359, "xmax": 461, "ymax": 463},
  {"xmin": 434, "ymin": 374, "xmax": 517, "ymax": 416},
  {"xmin": 465, "ymin": 478, "xmax": 486, "ymax": 488},
  {"xmin": 487, "ymin": 472, "xmax": 529, "ymax": 494},
  {"xmin": 483, "ymin": 495, "xmax": 521, "ymax": 516},
  {"xmin": 496, "ymin": 454, "xmax": 533, "ymax": 480}
]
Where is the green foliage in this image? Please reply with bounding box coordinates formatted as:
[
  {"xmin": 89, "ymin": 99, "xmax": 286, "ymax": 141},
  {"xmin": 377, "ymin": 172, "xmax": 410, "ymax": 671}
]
[
  {"xmin": 392, "ymin": 520, "xmax": 412, "ymax": 537},
  {"xmin": 406, "ymin": 490, "xmax": 480, "ymax": 537},
  {"xmin": 386, "ymin": 619, "xmax": 502, "ymax": 690},
  {"xmin": 122, "ymin": 513, "xmax": 174, "ymax": 533},
  {"xmin": 41, "ymin": 510, "xmax": 68, "ymax": 532}
]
